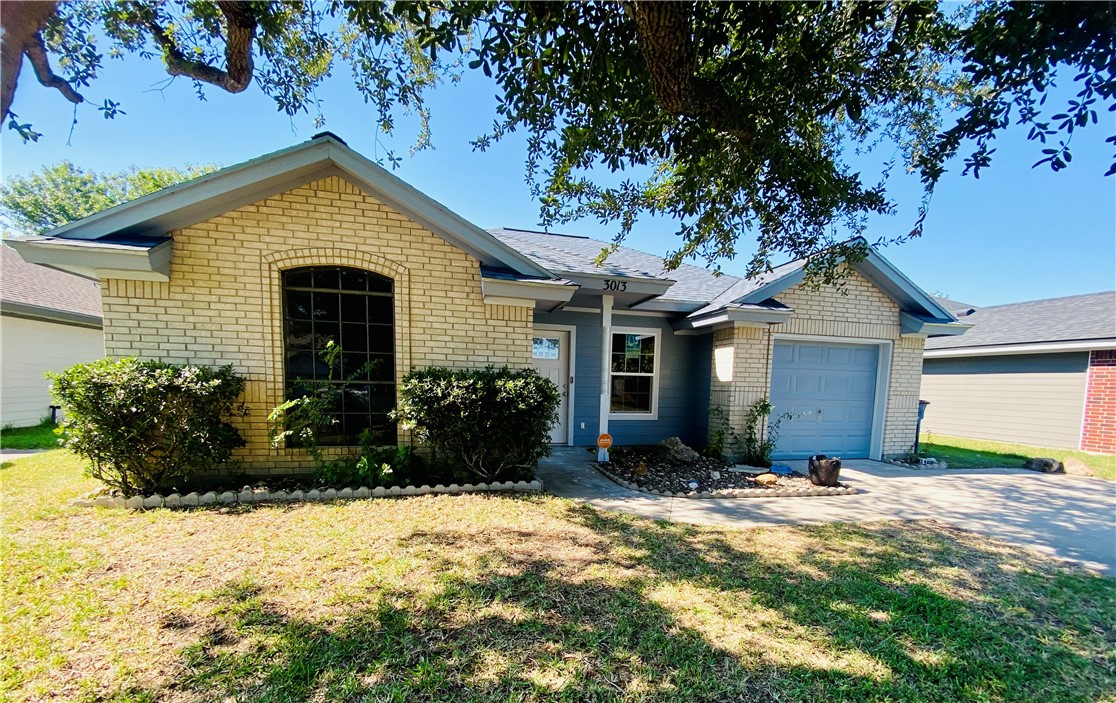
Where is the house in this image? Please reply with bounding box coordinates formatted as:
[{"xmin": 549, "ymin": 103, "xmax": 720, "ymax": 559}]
[
  {"xmin": 0, "ymin": 244, "xmax": 104, "ymax": 427},
  {"xmin": 921, "ymin": 291, "xmax": 1116, "ymax": 453},
  {"xmin": 8, "ymin": 134, "xmax": 968, "ymax": 473}
]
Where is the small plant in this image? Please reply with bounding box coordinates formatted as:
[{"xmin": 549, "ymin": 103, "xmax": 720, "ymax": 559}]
[
  {"xmin": 393, "ymin": 366, "xmax": 560, "ymax": 482},
  {"xmin": 903, "ymin": 444, "xmax": 925, "ymax": 465},
  {"xmin": 736, "ymin": 398, "xmax": 798, "ymax": 468},
  {"xmin": 50, "ymin": 358, "xmax": 248, "ymax": 496}
]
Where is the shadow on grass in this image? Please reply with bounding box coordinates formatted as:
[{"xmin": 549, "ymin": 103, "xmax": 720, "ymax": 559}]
[{"xmin": 115, "ymin": 502, "xmax": 1114, "ymax": 703}]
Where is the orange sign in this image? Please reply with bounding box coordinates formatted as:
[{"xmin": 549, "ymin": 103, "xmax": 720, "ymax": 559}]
[{"xmin": 597, "ymin": 433, "xmax": 613, "ymax": 449}]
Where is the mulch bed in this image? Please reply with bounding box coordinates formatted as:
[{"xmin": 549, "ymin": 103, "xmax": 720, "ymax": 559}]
[{"xmin": 600, "ymin": 445, "xmax": 833, "ymax": 495}]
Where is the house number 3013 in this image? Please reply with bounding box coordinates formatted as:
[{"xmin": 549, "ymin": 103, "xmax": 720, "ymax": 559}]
[{"xmin": 603, "ymin": 280, "xmax": 628, "ymax": 292}]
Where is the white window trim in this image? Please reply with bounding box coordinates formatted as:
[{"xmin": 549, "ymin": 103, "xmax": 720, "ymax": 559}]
[{"xmin": 608, "ymin": 325, "xmax": 661, "ymax": 421}]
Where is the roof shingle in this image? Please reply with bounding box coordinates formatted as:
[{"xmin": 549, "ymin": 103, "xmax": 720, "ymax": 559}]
[
  {"xmin": 1, "ymin": 244, "xmax": 103, "ymax": 319},
  {"xmin": 925, "ymin": 291, "xmax": 1115, "ymax": 350}
]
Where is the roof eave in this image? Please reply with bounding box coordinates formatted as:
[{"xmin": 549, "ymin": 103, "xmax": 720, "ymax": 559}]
[
  {"xmin": 0, "ymin": 300, "xmax": 102, "ymax": 329},
  {"xmin": 899, "ymin": 311, "xmax": 973, "ymax": 337},
  {"xmin": 6, "ymin": 237, "xmax": 172, "ymax": 282},
  {"xmin": 924, "ymin": 339, "xmax": 1116, "ymax": 358}
]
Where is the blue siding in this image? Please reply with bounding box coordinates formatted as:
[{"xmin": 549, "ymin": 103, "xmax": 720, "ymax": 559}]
[{"xmin": 536, "ymin": 310, "xmax": 711, "ymax": 447}]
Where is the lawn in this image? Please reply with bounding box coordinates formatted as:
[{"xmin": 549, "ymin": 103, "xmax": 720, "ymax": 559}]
[
  {"xmin": 2, "ymin": 451, "xmax": 1113, "ymax": 702},
  {"xmin": 920, "ymin": 433, "xmax": 1116, "ymax": 481},
  {"xmin": 0, "ymin": 419, "xmax": 61, "ymax": 450}
]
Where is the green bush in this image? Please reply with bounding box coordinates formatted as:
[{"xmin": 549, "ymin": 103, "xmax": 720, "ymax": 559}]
[
  {"xmin": 393, "ymin": 366, "xmax": 560, "ymax": 482},
  {"xmin": 50, "ymin": 358, "xmax": 248, "ymax": 496}
]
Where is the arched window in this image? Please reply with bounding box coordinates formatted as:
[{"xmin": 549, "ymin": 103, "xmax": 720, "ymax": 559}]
[{"xmin": 282, "ymin": 266, "xmax": 395, "ymax": 446}]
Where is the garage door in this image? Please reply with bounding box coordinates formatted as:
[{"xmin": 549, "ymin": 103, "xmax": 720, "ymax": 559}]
[{"xmin": 769, "ymin": 340, "xmax": 879, "ymax": 459}]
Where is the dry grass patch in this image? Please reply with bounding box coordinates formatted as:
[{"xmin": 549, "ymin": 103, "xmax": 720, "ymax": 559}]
[{"xmin": 2, "ymin": 450, "xmax": 1113, "ymax": 702}]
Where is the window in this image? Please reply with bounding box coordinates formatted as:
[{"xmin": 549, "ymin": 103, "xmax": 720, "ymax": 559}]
[
  {"xmin": 282, "ymin": 266, "xmax": 395, "ymax": 446},
  {"xmin": 532, "ymin": 336, "xmax": 560, "ymax": 360},
  {"xmin": 609, "ymin": 328, "xmax": 658, "ymax": 417}
]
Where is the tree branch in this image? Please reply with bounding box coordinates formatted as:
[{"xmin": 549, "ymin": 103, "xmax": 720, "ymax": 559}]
[
  {"xmin": 627, "ymin": 0, "xmax": 753, "ymax": 143},
  {"xmin": 0, "ymin": 0, "xmax": 61, "ymax": 119},
  {"xmin": 145, "ymin": 1, "xmax": 258, "ymax": 93},
  {"xmin": 25, "ymin": 31, "xmax": 83, "ymax": 105}
]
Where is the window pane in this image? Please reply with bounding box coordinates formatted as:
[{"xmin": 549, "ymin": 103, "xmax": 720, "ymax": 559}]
[
  {"xmin": 312, "ymin": 268, "xmax": 339, "ymax": 289},
  {"xmin": 532, "ymin": 337, "xmax": 560, "ymax": 359},
  {"xmin": 312, "ymin": 291, "xmax": 339, "ymax": 321},
  {"xmin": 368, "ymin": 274, "xmax": 393, "ymax": 294},
  {"xmin": 341, "ymin": 323, "xmax": 368, "ymax": 352},
  {"xmin": 285, "ymin": 290, "xmax": 312, "ymax": 320},
  {"xmin": 610, "ymin": 375, "xmax": 653, "ymax": 413},
  {"xmin": 369, "ymin": 328, "xmax": 393, "ymax": 353},
  {"xmin": 313, "ymin": 322, "xmax": 339, "ymax": 351},
  {"xmin": 368, "ymin": 296, "xmax": 393, "ymax": 324},
  {"xmin": 286, "ymin": 320, "xmax": 313, "ymax": 349},
  {"xmin": 340, "ymin": 293, "xmax": 366, "ymax": 323},
  {"xmin": 368, "ymin": 354, "xmax": 394, "ymax": 382},
  {"xmin": 339, "ymin": 268, "xmax": 368, "ymax": 291},
  {"xmin": 284, "ymin": 269, "xmax": 312, "ymax": 288}
]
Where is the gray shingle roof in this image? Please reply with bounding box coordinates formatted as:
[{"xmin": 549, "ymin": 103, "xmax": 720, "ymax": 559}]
[
  {"xmin": 0, "ymin": 244, "xmax": 103, "ymax": 320},
  {"xmin": 488, "ymin": 228, "xmax": 739, "ymax": 303},
  {"xmin": 932, "ymin": 296, "xmax": 978, "ymax": 315},
  {"xmin": 925, "ymin": 291, "xmax": 1115, "ymax": 350}
]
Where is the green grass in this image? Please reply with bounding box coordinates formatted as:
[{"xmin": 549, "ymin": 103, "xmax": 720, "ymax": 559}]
[
  {"xmin": 0, "ymin": 419, "xmax": 62, "ymax": 450},
  {"xmin": 2, "ymin": 450, "xmax": 1114, "ymax": 702},
  {"xmin": 921, "ymin": 433, "xmax": 1116, "ymax": 480}
]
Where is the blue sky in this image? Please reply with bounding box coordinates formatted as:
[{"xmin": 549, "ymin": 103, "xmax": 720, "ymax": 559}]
[{"xmin": 2, "ymin": 48, "xmax": 1113, "ymax": 307}]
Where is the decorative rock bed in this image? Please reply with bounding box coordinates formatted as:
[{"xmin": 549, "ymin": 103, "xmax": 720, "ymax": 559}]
[
  {"xmin": 71, "ymin": 480, "xmax": 544, "ymax": 510},
  {"xmin": 884, "ymin": 458, "xmax": 949, "ymax": 469},
  {"xmin": 598, "ymin": 443, "xmax": 856, "ymax": 498},
  {"xmin": 596, "ymin": 463, "xmax": 855, "ymax": 498}
]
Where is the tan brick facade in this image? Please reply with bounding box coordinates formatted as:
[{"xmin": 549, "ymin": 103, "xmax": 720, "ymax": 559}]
[
  {"xmin": 102, "ymin": 176, "xmax": 532, "ymax": 473},
  {"xmin": 708, "ymin": 267, "xmax": 926, "ymax": 458}
]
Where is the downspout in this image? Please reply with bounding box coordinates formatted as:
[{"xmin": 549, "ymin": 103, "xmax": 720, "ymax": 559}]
[
  {"xmin": 598, "ymin": 294, "xmax": 613, "ymax": 462},
  {"xmin": 760, "ymin": 323, "xmax": 774, "ymax": 444}
]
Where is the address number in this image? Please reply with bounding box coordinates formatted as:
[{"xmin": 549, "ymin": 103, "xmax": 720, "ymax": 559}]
[{"xmin": 603, "ymin": 280, "xmax": 628, "ymax": 292}]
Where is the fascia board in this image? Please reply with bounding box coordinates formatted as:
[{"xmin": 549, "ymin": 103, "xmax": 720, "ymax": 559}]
[
  {"xmin": 0, "ymin": 301, "xmax": 102, "ymax": 329},
  {"xmin": 481, "ymin": 277, "xmax": 578, "ymax": 304},
  {"xmin": 44, "ymin": 141, "xmax": 336, "ymax": 240},
  {"xmin": 924, "ymin": 339, "xmax": 1116, "ymax": 358},
  {"xmin": 899, "ymin": 311, "xmax": 972, "ymax": 336},
  {"xmin": 856, "ymin": 250, "xmax": 956, "ymax": 320},
  {"xmin": 7, "ymin": 238, "xmax": 171, "ymax": 281}
]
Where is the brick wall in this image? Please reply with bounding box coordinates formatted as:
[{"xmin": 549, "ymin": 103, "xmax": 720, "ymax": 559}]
[
  {"xmin": 708, "ymin": 266, "xmax": 925, "ymax": 458},
  {"xmin": 1081, "ymin": 350, "xmax": 1116, "ymax": 453},
  {"xmin": 102, "ymin": 176, "xmax": 533, "ymax": 472}
]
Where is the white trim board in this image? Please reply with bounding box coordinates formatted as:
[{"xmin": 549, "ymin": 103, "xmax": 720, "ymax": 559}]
[{"xmin": 924, "ymin": 340, "xmax": 1116, "ymax": 358}]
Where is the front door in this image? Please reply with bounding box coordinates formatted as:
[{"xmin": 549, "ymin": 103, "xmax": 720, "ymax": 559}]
[{"xmin": 531, "ymin": 329, "xmax": 570, "ymax": 444}]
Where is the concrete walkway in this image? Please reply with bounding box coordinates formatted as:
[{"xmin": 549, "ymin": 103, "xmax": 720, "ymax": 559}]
[{"xmin": 538, "ymin": 448, "xmax": 1116, "ymax": 574}]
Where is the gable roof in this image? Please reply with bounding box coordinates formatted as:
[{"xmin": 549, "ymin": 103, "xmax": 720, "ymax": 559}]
[
  {"xmin": 9, "ymin": 133, "xmax": 553, "ymax": 281},
  {"xmin": 925, "ymin": 290, "xmax": 1116, "ymax": 353},
  {"xmin": 0, "ymin": 245, "xmax": 102, "ymax": 327}
]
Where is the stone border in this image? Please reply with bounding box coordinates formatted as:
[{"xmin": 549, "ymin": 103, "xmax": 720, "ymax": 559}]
[
  {"xmin": 596, "ymin": 464, "xmax": 856, "ymax": 498},
  {"xmin": 71, "ymin": 480, "xmax": 544, "ymax": 510},
  {"xmin": 883, "ymin": 459, "xmax": 949, "ymax": 469}
]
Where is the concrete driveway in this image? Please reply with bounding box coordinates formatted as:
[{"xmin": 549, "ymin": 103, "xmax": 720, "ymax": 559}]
[{"xmin": 538, "ymin": 448, "xmax": 1116, "ymax": 574}]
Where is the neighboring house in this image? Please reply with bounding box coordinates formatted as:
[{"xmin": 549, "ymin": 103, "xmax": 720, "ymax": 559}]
[
  {"xmin": 8, "ymin": 134, "xmax": 967, "ymax": 473},
  {"xmin": 922, "ymin": 292, "xmax": 1116, "ymax": 453},
  {"xmin": 0, "ymin": 244, "xmax": 105, "ymax": 427}
]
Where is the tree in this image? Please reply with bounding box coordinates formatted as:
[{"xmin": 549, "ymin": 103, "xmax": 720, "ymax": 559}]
[
  {"xmin": 0, "ymin": 161, "xmax": 218, "ymax": 234},
  {"xmin": 2, "ymin": 2, "xmax": 1112, "ymax": 276}
]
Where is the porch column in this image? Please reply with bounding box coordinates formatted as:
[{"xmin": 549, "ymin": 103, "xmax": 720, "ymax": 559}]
[{"xmin": 598, "ymin": 294, "xmax": 613, "ymax": 462}]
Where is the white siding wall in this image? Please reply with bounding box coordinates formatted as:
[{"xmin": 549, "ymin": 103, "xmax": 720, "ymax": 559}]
[
  {"xmin": 919, "ymin": 352, "xmax": 1089, "ymax": 449},
  {"xmin": 0, "ymin": 316, "xmax": 105, "ymax": 427}
]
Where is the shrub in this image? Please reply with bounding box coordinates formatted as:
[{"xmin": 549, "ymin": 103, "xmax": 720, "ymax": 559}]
[
  {"xmin": 50, "ymin": 358, "xmax": 248, "ymax": 496},
  {"xmin": 393, "ymin": 366, "xmax": 560, "ymax": 482},
  {"xmin": 736, "ymin": 398, "xmax": 798, "ymax": 467}
]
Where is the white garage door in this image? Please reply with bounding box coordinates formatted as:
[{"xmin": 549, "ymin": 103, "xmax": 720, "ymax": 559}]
[{"xmin": 769, "ymin": 340, "xmax": 879, "ymax": 459}]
